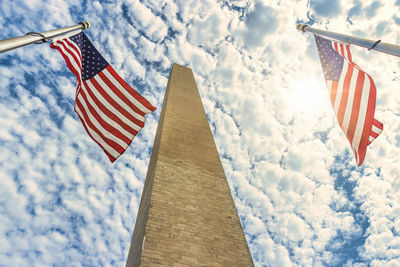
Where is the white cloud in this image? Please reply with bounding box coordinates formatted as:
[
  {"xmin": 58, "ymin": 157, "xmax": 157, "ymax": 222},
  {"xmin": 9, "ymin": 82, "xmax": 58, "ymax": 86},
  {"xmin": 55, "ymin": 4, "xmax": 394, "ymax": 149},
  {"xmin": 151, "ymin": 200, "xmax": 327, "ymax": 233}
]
[
  {"xmin": 125, "ymin": 0, "xmax": 168, "ymax": 42},
  {"xmin": 232, "ymin": 1, "xmax": 279, "ymax": 49},
  {"xmin": 310, "ymin": 0, "xmax": 343, "ymax": 17},
  {"xmin": 187, "ymin": 8, "xmax": 231, "ymax": 46}
]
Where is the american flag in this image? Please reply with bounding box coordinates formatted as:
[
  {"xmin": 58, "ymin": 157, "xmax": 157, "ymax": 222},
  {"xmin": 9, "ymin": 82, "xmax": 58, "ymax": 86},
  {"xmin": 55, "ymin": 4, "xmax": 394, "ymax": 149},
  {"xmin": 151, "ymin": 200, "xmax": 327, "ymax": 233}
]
[
  {"xmin": 50, "ymin": 32, "xmax": 156, "ymax": 162},
  {"xmin": 314, "ymin": 34, "xmax": 383, "ymax": 166}
]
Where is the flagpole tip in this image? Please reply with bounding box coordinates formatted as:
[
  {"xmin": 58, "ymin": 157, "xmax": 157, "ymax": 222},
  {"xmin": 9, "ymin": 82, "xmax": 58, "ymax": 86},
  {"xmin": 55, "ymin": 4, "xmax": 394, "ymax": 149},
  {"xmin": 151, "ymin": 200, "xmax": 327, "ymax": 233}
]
[
  {"xmin": 296, "ymin": 24, "xmax": 308, "ymax": 32},
  {"xmin": 79, "ymin": 21, "xmax": 90, "ymax": 29}
]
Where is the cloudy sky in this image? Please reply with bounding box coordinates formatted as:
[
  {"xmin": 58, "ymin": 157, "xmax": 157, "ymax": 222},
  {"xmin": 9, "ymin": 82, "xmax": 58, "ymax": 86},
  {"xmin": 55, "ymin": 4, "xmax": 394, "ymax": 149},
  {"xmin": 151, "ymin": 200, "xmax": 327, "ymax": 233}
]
[{"xmin": 1, "ymin": 0, "xmax": 400, "ymax": 266}]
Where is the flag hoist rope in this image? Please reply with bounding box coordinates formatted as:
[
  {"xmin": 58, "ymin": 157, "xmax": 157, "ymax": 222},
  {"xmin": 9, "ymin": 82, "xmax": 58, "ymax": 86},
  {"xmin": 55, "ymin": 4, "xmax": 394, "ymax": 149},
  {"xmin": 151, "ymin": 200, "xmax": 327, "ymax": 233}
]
[
  {"xmin": 0, "ymin": 22, "xmax": 90, "ymax": 53},
  {"xmin": 297, "ymin": 24, "xmax": 400, "ymax": 57}
]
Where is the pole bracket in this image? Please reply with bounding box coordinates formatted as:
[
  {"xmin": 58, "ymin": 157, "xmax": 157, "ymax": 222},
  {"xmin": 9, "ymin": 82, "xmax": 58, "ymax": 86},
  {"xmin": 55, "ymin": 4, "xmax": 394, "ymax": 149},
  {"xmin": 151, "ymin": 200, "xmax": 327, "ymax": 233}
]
[
  {"xmin": 296, "ymin": 24, "xmax": 309, "ymax": 32},
  {"xmin": 25, "ymin": 32, "xmax": 48, "ymax": 44},
  {"xmin": 369, "ymin": 40, "xmax": 381, "ymax": 50},
  {"xmin": 78, "ymin": 22, "xmax": 91, "ymax": 29}
]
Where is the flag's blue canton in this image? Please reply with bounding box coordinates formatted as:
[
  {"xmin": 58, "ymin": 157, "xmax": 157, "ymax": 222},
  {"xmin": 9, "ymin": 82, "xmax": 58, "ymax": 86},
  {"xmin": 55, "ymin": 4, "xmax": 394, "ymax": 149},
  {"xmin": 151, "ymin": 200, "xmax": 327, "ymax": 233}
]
[
  {"xmin": 69, "ymin": 32, "xmax": 108, "ymax": 81},
  {"xmin": 315, "ymin": 35, "xmax": 344, "ymax": 81}
]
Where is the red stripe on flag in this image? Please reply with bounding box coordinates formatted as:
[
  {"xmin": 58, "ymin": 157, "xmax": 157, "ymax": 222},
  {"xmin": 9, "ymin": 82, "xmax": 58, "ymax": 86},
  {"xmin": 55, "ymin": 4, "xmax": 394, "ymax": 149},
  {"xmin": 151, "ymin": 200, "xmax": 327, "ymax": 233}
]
[
  {"xmin": 373, "ymin": 119, "xmax": 383, "ymax": 129},
  {"xmin": 357, "ymin": 75, "xmax": 377, "ymax": 165},
  {"xmin": 370, "ymin": 130, "xmax": 379, "ymax": 138},
  {"xmin": 330, "ymin": 81, "xmax": 338, "ymax": 107},
  {"xmin": 337, "ymin": 64, "xmax": 354, "ymax": 126},
  {"xmin": 334, "ymin": 42, "xmax": 339, "ymax": 53},
  {"xmin": 346, "ymin": 71, "xmax": 365, "ymax": 144},
  {"xmin": 345, "ymin": 45, "xmax": 352, "ymax": 63},
  {"xmin": 352, "ymin": 147, "xmax": 359, "ymax": 165},
  {"xmin": 340, "ymin": 44, "xmax": 345, "ymax": 57}
]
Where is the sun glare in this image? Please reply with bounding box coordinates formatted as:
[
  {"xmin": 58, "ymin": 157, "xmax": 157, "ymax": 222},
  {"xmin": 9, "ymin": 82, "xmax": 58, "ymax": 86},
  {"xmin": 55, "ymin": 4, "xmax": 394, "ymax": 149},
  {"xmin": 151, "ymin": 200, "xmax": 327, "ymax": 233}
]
[{"xmin": 289, "ymin": 76, "xmax": 329, "ymax": 115}]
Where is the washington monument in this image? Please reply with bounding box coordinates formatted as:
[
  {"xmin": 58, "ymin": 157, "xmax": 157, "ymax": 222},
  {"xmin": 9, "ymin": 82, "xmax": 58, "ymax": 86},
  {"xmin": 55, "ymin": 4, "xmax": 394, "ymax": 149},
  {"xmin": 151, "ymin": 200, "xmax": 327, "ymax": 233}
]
[{"xmin": 126, "ymin": 63, "xmax": 254, "ymax": 266}]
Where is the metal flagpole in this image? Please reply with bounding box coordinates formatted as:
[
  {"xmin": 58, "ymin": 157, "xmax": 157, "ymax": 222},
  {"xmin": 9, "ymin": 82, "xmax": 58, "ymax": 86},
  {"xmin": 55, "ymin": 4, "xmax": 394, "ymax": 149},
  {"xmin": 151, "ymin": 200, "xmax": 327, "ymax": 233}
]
[
  {"xmin": 0, "ymin": 22, "xmax": 90, "ymax": 54},
  {"xmin": 297, "ymin": 24, "xmax": 400, "ymax": 57}
]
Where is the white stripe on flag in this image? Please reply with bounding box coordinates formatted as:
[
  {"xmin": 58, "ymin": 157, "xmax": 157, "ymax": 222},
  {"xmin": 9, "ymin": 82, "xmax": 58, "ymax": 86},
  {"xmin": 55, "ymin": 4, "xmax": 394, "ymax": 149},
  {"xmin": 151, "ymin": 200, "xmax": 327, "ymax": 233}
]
[
  {"xmin": 342, "ymin": 45, "xmax": 347, "ymax": 58},
  {"xmin": 369, "ymin": 136, "xmax": 374, "ymax": 142},
  {"xmin": 74, "ymin": 105, "xmax": 120, "ymax": 158},
  {"xmin": 332, "ymin": 42, "xmax": 338, "ymax": 54},
  {"xmin": 372, "ymin": 124, "xmax": 383, "ymax": 134},
  {"xmin": 351, "ymin": 146, "xmax": 359, "ymax": 165},
  {"xmin": 343, "ymin": 45, "xmax": 349, "ymax": 61},
  {"xmin": 326, "ymin": 80, "xmax": 332, "ymax": 95},
  {"xmin": 103, "ymin": 68, "xmax": 153, "ymax": 114},
  {"xmin": 84, "ymin": 79, "xmax": 143, "ymax": 131},
  {"xmin": 341, "ymin": 68, "xmax": 360, "ymax": 135},
  {"xmin": 351, "ymin": 76, "xmax": 371, "ymax": 151}
]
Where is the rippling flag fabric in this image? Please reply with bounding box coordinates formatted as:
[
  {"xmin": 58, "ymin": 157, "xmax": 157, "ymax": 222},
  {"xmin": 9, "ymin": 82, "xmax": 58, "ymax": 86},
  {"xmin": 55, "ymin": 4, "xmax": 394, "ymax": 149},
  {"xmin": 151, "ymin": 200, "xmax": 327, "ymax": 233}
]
[
  {"xmin": 314, "ymin": 34, "xmax": 383, "ymax": 166},
  {"xmin": 51, "ymin": 32, "xmax": 156, "ymax": 162}
]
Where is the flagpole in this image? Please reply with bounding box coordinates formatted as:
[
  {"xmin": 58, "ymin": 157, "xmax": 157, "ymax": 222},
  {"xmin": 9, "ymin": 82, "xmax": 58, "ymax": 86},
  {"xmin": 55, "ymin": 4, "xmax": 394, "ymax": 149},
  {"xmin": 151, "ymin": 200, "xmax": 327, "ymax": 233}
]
[
  {"xmin": 297, "ymin": 24, "xmax": 400, "ymax": 57},
  {"xmin": 0, "ymin": 22, "xmax": 90, "ymax": 54}
]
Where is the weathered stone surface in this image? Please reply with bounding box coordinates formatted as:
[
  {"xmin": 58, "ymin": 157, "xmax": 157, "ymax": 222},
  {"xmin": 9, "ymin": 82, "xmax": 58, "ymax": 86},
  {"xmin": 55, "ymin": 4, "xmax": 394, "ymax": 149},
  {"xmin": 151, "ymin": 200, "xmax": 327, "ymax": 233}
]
[{"xmin": 126, "ymin": 64, "xmax": 254, "ymax": 267}]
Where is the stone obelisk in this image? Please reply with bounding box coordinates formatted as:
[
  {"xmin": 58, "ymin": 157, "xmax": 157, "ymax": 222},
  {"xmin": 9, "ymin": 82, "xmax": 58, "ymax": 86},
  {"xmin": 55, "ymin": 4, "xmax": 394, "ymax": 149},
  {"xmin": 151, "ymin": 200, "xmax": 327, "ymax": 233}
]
[{"xmin": 126, "ymin": 64, "xmax": 254, "ymax": 266}]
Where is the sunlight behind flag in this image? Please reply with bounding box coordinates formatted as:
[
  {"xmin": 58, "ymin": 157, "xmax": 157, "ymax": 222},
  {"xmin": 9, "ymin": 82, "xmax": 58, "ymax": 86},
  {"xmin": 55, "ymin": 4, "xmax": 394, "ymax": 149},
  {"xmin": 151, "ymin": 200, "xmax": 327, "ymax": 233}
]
[
  {"xmin": 289, "ymin": 75, "xmax": 329, "ymax": 115},
  {"xmin": 314, "ymin": 34, "xmax": 383, "ymax": 166}
]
